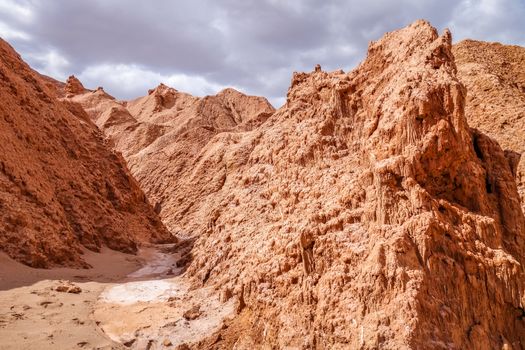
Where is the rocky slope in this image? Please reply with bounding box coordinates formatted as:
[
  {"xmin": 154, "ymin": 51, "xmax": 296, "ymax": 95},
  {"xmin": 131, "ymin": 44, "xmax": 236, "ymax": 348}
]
[
  {"xmin": 185, "ymin": 21, "xmax": 525, "ymax": 349},
  {"xmin": 49, "ymin": 21, "xmax": 525, "ymax": 348},
  {"xmin": 65, "ymin": 80, "xmax": 275, "ymax": 233},
  {"xmin": 454, "ymin": 40, "xmax": 525, "ymax": 215},
  {"xmin": 171, "ymin": 21, "xmax": 524, "ymax": 348},
  {"xmin": 0, "ymin": 39, "xmax": 173, "ymax": 268}
]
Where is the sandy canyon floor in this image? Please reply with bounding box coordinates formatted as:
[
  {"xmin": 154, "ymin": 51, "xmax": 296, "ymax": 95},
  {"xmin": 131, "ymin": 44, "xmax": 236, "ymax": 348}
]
[{"xmin": 0, "ymin": 246, "xmax": 235, "ymax": 349}]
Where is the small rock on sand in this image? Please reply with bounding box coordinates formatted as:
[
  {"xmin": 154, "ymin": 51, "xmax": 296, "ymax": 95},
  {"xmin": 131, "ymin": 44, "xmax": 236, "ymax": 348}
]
[
  {"xmin": 55, "ymin": 281, "xmax": 82, "ymax": 294},
  {"xmin": 182, "ymin": 305, "xmax": 201, "ymax": 320}
]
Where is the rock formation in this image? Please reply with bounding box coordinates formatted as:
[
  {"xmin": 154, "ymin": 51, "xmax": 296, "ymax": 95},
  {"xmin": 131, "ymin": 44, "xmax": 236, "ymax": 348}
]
[
  {"xmin": 64, "ymin": 75, "xmax": 88, "ymax": 96},
  {"xmin": 185, "ymin": 21, "xmax": 525, "ymax": 348},
  {"xmin": 4, "ymin": 19, "xmax": 525, "ymax": 348},
  {"xmin": 454, "ymin": 40, "xmax": 525, "ymax": 215},
  {"xmin": 0, "ymin": 39, "xmax": 173, "ymax": 268},
  {"xmin": 59, "ymin": 20, "xmax": 525, "ymax": 348},
  {"xmin": 65, "ymin": 81, "xmax": 275, "ymax": 233}
]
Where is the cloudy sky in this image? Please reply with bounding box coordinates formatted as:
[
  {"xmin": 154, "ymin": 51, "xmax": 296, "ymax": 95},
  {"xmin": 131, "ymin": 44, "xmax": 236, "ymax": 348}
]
[{"xmin": 1, "ymin": 0, "xmax": 524, "ymax": 107}]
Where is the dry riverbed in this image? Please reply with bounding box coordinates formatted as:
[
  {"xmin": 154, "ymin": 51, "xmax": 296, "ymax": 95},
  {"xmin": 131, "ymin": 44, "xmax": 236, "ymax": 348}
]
[{"xmin": 0, "ymin": 245, "xmax": 235, "ymax": 350}]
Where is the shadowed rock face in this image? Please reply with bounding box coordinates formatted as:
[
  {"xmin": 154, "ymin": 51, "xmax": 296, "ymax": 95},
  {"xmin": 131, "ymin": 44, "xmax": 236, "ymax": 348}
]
[
  {"xmin": 454, "ymin": 40, "xmax": 525, "ymax": 217},
  {"xmin": 55, "ymin": 21, "xmax": 524, "ymax": 348},
  {"xmin": 0, "ymin": 39, "xmax": 173, "ymax": 268}
]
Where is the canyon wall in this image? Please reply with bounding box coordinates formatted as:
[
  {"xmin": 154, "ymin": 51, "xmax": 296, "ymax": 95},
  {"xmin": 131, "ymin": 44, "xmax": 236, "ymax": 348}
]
[
  {"xmin": 0, "ymin": 39, "xmax": 173, "ymax": 268},
  {"xmin": 183, "ymin": 21, "xmax": 525, "ymax": 348}
]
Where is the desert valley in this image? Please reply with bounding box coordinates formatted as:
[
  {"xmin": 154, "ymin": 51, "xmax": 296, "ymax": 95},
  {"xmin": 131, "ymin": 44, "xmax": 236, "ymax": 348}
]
[{"xmin": 1, "ymin": 17, "xmax": 525, "ymax": 349}]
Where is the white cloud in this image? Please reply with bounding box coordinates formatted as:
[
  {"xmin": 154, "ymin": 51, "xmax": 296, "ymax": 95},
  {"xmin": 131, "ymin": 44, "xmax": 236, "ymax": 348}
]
[
  {"xmin": 0, "ymin": 20, "xmax": 30, "ymax": 40},
  {"xmin": 447, "ymin": 0, "xmax": 525, "ymax": 45},
  {"xmin": 0, "ymin": 0, "xmax": 523, "ymax": 103},
  {"xmin": 26, "ymin": 49, "xmax": 70, "ymax": 80},
  {"xmin": 78, "ymin": 63, "xmax": 230, "ymax": 99},
  {"xmin": 0, "ymin": 0, "xmax": 34, "ymax": 23}
]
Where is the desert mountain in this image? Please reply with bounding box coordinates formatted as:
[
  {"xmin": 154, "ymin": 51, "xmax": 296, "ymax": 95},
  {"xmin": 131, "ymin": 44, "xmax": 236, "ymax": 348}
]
[
  {"xmin": 454, "ymin": 40, "xmax": 525, "ymax": 215},
  {"xmin": 0, "ymin": 38, "xmax": 173, "ymax": 268},
  {"xmin": 64, "ymin": 80, "xmax": 275, "ymax": 233},
  {"xmin": 61, "ymin": 21, "xmax": 525, "ymax": 348}
]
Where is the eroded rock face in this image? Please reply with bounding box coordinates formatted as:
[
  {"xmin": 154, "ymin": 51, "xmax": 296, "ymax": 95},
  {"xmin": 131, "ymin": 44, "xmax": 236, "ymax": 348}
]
[
  {"xmin": 57, "ymin": 21, "xmax": 525, "ymax": 348},
  {"xmin": 66, "ymin": 80, "xmax": 275, "ymax": 233},
  {"xmin": 64, "ymin": 75, "xmax": 88, "ymax": 96},
  {"xmin": 161, "ymin": 21, "xmax": 523, "ymax": 348},
  {"xmin": 0, "ymin": 39, "xmax": 173, "ymax": 268},
  {"xmin": 454, "ymin": 40, "xmax": 525, "ymax": 216}
]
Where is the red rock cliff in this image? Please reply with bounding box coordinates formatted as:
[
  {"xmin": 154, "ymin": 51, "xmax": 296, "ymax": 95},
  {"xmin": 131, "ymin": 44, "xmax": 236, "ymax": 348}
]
[
  {"xmin": 53, "ymin": 20, "xmax": 525, "ymax": 348},
  {"xmin": 0, "ymin": 39, "xmax": 173, "ymax": 268},
  {"xmin": 179, "ymin": 21, "xmax": 525, "ymax": 348}
]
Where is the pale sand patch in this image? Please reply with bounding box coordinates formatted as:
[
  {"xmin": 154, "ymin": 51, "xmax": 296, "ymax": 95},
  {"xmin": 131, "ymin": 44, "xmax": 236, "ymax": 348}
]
[
  {"xmin": 99, "ymin": 280, "xmax": 184, "ymax": 305},
  {"xmin": 126, "ymin": 245, "xmax": 182, "ymax": 280},
  {"xmin": 0, "ymin": 244, "xmax": 234, "ymax": 349},
  {"xmin": 95, "ymin": 277, "xmax": 236, "ymax": 349},
  {"xmin": 0, "ymin": 280, "xmax": 122, "ymax": 350},
  {"xmin": 0, "ymin": 248, "xmax": 143, "ymax": 291},
  {"xmin": 0, "ymin": 245, "xmax": 169, "ymax": 349}
]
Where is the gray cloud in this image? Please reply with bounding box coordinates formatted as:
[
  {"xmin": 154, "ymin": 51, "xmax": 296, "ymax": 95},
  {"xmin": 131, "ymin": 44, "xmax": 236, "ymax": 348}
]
[{"xmin": 0, "ymin": 0, "xmax": 524, "ymax": 107}]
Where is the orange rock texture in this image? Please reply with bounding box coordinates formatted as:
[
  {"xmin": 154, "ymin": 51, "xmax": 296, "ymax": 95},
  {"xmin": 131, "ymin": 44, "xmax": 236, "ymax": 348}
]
[
  {"xmin": 3, "ymin": 19, "xmax": 525, "ymax": 348},
  {"xmin": 454, "ymin": 40, "xmax": 525, "ymax": 216},
  {"xmin": 65, "ymin": 81, "xmax": 275, "ymax": 233},
  {"xmin": 187, "ymin": 21, "xmax": 525, "ymax": 349},
  {"xmin": 0, "ymin": 39, "xmax": 173, "ymax": 268},
  {"xmin": 63, "ymin": 21, "xmax": 525, "ymax": 348}
]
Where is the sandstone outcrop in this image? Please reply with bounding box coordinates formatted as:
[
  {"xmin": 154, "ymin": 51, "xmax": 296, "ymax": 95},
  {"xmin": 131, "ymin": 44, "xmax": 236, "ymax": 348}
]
[
  {"xmin": 64, "ymin": 75, "xmax": 88, "ymax": 96},
  {"xmin": 0, "ymin": 39, "xmax": 173, "ymax": 268},
  {"xmin": 454, "ymin": 40, "xmax": 525, "ymax": 216},
  {"xmin": 169, "ymin": 21, "xmax": 523, "ymax": 348}
]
